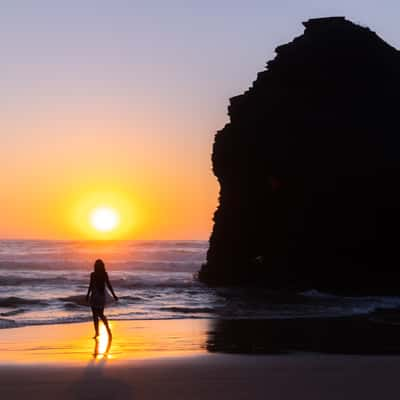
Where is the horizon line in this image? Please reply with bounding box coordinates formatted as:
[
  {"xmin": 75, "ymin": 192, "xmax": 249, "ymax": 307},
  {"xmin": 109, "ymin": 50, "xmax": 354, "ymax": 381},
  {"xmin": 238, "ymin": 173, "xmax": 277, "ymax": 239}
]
[{"xmin": 0, "ymin": 237, "xmax": 209, "ymax": 242}]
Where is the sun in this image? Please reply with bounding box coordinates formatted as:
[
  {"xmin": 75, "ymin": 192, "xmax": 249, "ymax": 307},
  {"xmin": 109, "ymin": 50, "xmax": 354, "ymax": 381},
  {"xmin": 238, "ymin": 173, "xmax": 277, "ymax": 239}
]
[
  {"xmin": 90, "ymin": 207, "xmax": 120, "ymax": 232},
  {"xmin": 71, "ymin": 190, "xmax": 138, "ymax": 239}
]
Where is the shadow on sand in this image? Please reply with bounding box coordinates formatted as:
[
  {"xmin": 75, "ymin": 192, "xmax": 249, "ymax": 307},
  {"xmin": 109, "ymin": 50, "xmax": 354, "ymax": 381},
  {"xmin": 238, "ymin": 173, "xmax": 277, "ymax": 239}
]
[{"xmin": 69, "ymin": 336, "xmax": 133, "ymax": 400}]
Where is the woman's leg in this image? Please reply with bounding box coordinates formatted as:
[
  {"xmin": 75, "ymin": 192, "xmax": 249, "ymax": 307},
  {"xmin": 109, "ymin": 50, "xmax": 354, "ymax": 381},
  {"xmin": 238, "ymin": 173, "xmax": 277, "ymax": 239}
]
[
  {"xmin": 91, "ymin": 307, "xmax": 99, "ymax": 337},
  {"xmin": 98, "ymin": 308, "xmax": 112, "ymax": 337}
]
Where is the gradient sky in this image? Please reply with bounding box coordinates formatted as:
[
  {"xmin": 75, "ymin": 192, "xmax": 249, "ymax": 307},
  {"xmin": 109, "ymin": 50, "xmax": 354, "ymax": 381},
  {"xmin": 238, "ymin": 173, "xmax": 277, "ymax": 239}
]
[{"xmin": 1, "ymin": 0, "xmax": 400, "ymax": 239}]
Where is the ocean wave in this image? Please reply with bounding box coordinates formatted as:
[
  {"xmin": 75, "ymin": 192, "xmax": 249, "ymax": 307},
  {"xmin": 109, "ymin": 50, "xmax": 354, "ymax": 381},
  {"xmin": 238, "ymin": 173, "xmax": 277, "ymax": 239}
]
[
  {"xmin": 0, "ymin": 260, "xmax": 203, "ymax": 272},
  {"xmin": 63, "ymin": 302, "xmax": 84, "ymax": 310},
  {"xmin": 58, "ymin": 293, "xmax": 118, "ymax": 307},
  {"xmin": 0, "ymin": 318, "xmax": 17, "ymax": 329},
  {"xmin": 0, "ymin": 297, "xmax": 46, "ymax": 308},
  {"xmin": 0, "ymin": 309, "xmax": 26, "ymax": 316},
  {"xmin": 0, "ymin": 261, "xmax": 86, "ymax": 271},
  {"xmin": 300, "ymin": 289, "xmax": 339, "ymax": 299},
  {"xmin": 120, "ymin": 295, "xmax": 147, "ymax": 302},
  {"xmin": 0, "ymin": 271, "xmax": 198, "ymax": 288},
  {"xmin": 58, "ymin": 295, "xmax": 88, "ymax": 306},
  {"xmin": 0, "ymin": 240, "xmax": 207, "ymax": 264},
  {"xmin": 131, "ymin": 241, "xmax": 207, "ymax": 248},
  {"xmin": 0, "ymin": 275, "xmax": 71, "ymax": 286},
  {"xmin": 114, "ymin": 277, "xmax": 201, "ymax": 289},
  {"xmin": 160, "ymin": 306, "xmax": 216, "ymax": 314}
]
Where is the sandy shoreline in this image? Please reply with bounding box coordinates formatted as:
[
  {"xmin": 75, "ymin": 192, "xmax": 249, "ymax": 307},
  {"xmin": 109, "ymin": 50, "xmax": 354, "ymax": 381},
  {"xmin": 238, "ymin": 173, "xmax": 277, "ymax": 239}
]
[
  {"xmin": 2, "ymin": 353, "xmax": 400, "ymax": 400},
  {"xmin": 1, "ymin": 319, "xmax": 400, "ymax": 399}
]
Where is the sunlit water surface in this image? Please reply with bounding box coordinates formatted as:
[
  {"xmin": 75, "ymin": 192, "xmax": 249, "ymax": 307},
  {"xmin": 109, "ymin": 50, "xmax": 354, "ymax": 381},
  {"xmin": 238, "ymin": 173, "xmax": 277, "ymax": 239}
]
[{"xmin": 0, "ymin": 240, "xmax": 399, "ymax": 330}]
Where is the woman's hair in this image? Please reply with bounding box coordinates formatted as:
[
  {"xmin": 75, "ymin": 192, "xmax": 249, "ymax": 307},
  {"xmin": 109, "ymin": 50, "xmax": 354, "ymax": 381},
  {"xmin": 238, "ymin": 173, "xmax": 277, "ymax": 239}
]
[{"xmin": 94, "ymin": 259, "xmax": 106, "ymax": 276}]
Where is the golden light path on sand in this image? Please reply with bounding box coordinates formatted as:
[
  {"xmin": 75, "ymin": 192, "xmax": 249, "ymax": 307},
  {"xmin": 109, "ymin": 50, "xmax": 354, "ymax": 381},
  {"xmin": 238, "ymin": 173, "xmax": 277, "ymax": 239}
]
[
  {"xmin": 94, "ymin": 324, "xmax": 112, "ymax": 360},
  {"xmin": 0, "ymin": 320, "xmax": 208, "ymax": 364}
]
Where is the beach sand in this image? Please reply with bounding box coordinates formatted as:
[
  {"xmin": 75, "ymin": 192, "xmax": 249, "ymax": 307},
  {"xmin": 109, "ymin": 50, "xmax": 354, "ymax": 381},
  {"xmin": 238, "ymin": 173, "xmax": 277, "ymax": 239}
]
[{"xmin": 1, "ymin": 319, "xmax": 400, "ymax": 399}]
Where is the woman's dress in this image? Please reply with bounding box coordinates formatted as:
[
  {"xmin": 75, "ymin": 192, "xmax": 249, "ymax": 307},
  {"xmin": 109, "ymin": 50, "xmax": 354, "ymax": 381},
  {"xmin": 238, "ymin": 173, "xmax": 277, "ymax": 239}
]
[{"xmin": 89, "ymin": 273, "xmax": 106, "ymax": 310}]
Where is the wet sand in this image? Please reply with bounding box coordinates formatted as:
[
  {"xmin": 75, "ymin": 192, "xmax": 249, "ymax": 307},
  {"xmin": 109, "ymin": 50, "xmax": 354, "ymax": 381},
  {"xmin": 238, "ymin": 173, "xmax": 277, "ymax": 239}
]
[
  {"xmin": 0, "ymin": 319, "xmax": 209, "ymax": 364},
  {"xmin": 1, "ymin": 319, "xmax": 400, "ymax": 399}
]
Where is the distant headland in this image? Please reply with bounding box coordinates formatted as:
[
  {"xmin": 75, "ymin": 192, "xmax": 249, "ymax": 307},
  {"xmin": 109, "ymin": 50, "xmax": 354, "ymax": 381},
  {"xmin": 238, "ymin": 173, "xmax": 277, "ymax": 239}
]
[{"xmin": 199, "ymin": 17, "xmax": 400, "ymax": 294}]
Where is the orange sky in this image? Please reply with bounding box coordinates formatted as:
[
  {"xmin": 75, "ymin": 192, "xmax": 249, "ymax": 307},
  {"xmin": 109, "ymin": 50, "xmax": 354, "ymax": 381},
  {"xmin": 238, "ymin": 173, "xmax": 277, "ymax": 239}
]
[{"xmin": 1, "ymin": 101, "xmax": 219, "ymax": 239}]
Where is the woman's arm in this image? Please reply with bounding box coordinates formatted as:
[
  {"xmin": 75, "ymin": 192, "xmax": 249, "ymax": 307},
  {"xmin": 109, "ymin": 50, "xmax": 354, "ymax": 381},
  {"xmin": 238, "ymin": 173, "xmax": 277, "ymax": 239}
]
[
  {"xmin": 105, "ymin": 273, "xmax": 118, "ymax": 300},
  {"xmin": 86, "ymin": 274, "xmax": 93, "ymax": 303}
]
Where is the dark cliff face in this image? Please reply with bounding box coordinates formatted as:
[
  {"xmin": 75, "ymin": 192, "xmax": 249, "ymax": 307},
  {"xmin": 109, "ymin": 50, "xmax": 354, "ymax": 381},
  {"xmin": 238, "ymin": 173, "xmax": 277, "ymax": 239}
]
[{"xmin": 199, "ymin": 17, "xmax": 400, "ymax": 293}]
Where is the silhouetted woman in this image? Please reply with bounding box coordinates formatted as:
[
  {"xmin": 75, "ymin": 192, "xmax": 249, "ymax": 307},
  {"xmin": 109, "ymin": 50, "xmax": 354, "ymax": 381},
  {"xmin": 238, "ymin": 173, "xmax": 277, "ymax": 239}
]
[{"xmin": 86, "ymin": 259, "xmax": 118, "ymax": 338}]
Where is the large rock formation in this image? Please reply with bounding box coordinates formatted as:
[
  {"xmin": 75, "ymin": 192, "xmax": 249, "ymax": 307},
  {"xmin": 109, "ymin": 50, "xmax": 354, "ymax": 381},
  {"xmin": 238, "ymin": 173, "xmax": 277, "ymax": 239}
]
[{"xmin": 199, "ymin": 17, "xmax": 400, "ymax": 293}]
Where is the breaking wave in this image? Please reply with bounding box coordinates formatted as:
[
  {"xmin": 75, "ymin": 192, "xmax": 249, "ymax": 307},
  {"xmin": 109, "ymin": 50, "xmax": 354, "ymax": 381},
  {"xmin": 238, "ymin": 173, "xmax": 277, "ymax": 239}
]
[{"xmin": 0, "ymin": 297, "xmax": 47, "ymax": 308}]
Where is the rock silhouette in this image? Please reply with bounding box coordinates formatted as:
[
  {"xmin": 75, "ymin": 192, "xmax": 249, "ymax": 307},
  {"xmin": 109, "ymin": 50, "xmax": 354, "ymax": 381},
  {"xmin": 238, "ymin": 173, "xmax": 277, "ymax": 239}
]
[{"xmin": 199, "ymin": 17, "xmax": 400, "ymax": 294}]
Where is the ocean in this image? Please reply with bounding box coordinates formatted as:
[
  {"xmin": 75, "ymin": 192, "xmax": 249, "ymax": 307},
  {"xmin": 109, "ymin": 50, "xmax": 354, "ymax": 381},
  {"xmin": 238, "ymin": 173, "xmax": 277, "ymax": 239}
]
[{"xmin": 0, "ymin": 240, "xmax": 399, "ymax": 329}]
